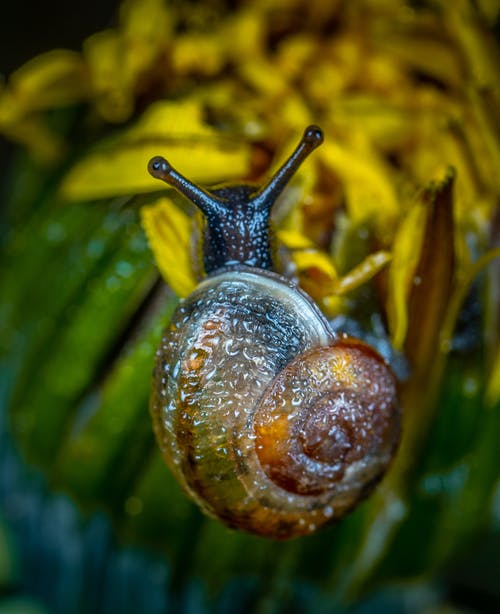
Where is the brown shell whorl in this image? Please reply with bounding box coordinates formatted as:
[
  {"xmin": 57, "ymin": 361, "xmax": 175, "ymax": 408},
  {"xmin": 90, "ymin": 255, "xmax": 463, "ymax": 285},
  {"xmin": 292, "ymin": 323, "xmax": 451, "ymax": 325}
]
[{"xmin": 254, "ymin": 340, "xmax": 399, "ymax": 498}]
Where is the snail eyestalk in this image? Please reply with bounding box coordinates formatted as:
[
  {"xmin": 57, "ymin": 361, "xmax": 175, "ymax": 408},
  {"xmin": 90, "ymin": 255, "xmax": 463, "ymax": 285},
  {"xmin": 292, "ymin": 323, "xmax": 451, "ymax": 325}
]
[
  {"xmin": 148, "ymin": 156, "xmax": 225, "ymax": 218},
  {"xmin": 252, "ymin": 125, "xmax": 324, "ymax": 211}
]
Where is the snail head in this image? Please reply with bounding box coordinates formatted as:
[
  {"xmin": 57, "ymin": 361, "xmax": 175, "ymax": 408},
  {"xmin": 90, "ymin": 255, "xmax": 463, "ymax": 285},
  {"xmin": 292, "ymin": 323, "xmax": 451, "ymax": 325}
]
[{"xmin": 148, "ymin": 126, "xmax": 323, "ymax": 274}]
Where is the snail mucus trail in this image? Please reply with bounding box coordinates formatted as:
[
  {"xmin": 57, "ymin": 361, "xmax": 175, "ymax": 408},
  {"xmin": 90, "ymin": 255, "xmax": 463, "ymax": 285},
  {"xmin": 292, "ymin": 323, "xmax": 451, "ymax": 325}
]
[{"xmin": 147, "ymin": 126, "xmax": 400, "ymax": 539}]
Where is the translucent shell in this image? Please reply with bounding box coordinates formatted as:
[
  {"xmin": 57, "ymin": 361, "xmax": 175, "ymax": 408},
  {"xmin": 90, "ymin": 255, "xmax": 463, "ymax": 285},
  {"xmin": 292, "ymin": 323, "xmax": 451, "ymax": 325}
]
[{"xmin": 151, "ymin": 269, "xmax": 399, "ymax": 539}]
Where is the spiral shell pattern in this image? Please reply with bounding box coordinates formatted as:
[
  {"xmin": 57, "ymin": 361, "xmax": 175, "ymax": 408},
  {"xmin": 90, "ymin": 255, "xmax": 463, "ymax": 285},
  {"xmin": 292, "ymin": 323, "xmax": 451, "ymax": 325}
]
[{"xmin": 151, "ymin": 268, "xmax": 399, "ymax": 538}]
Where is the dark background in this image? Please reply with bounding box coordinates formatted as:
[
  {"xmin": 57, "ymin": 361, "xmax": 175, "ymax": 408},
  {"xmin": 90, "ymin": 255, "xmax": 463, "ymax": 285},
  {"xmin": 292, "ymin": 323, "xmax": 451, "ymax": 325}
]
[
  {"xmin": 0, "ymin": 1, "xmax": 119, "ymax": 75},
  {"xmin": 0, "ymin": 0, "xmax": 119, "ymax": 171}
]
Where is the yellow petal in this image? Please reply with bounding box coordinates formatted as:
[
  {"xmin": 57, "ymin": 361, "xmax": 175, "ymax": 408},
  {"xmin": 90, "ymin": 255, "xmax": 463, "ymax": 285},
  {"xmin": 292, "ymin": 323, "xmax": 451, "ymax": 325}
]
[
  {"xmin": 487, "ymin": 344, "xmax": 500, "ymax": 407},
  {"xmin": 140, "ymin": 197, "xmax": 197, "ymax": 297},
  {"xmin": 0, "ymin": 116, "xmax": 63, "ymax": 162},
  {"xmin": 120, "ymin": 0, "xmax": 172, "ymax": 45},
  {"xmin": 60, "ymin": 99, "xmax": 252, "ymax": 201},
  {"xmin": 172, "ymin": 34, "xmax": 224, "ymax": 76},
  {"xmin": 277, "ymin": 229, "xmax": 338, "ymax": 279},
  {"xmin": 328, "ymin": 96, "xmax": 416, "ymax": 151},
  {"xmin": 333, "ymin": 251, "xmax": 392, "ymax": 296},
  {"xmin": 373, "ymin": 29, "xmax": 464, "ymax": 89},
  {"xmin": 286, "ymin": 245, "xmax": 339, "ymax": 283},
  {"xmin": 276, "ymin": 228, "xmax": 326, "ymax": 252},
  {"xmin": 319, "ymin": 139, "xmax": 399, "ymax": 235},
  {"xmin": 119, "ymin": 0, "xmax": 174, "ymax": 105},
  {"xmin": 277, "ymin": 94, "xmax": 314, "ymax": 134},
  {"xmin": 84, "ymin": 29, "xmax": 133, "ymax": 123},
  {"xmin": 221, "ymin": 10, "xmax": 264, "ymax": 60},
  {"xmin": 386, "ymin": 201, "xmax": 426, "ymax": 350},
  {"xmin": 238, "ymin": 58, "xmax": 289, "ymax": 97},
  {"xmin": 125, "ymin": 98, "xmax": 213, "ymax": 140},
  {"xmin": 1, "ymin": 49, "xmax": 88, "ymax": 116},
  {"xmin": 0, "ymin": 50, "xmax": 88, "ymax": 158},
  {"xmin": 84, "ymin": 0, "xmax": 172, "ymax": 125}
]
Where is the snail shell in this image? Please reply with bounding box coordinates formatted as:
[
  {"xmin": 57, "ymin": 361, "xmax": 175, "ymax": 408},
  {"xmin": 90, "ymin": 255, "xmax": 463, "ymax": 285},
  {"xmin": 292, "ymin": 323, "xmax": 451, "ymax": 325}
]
[{"xmin": 148, "ymin": 127, "xmax": 400, "ymax": 539}]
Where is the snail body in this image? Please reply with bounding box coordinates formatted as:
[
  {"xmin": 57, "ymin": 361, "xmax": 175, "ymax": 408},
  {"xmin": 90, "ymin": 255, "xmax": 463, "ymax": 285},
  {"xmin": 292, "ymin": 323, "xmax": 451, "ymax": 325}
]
[{"xmin": 148, "ymin": 127, "xmax": 399, "ymax": 539}]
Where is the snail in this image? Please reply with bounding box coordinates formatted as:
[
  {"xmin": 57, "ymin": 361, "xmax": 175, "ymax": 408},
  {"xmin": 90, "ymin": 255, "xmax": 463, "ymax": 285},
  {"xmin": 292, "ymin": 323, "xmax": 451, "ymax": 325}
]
[{"xmin": 147, "ymin": 126, "xmax": 400, "ymax": 539}]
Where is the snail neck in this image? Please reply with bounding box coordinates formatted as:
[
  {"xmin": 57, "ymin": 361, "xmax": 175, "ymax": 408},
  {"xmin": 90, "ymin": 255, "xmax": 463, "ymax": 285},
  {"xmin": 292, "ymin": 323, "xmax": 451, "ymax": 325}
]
[{"xmin": 201, "ymin": 184, "xmax": 273, "ymax": 273}]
